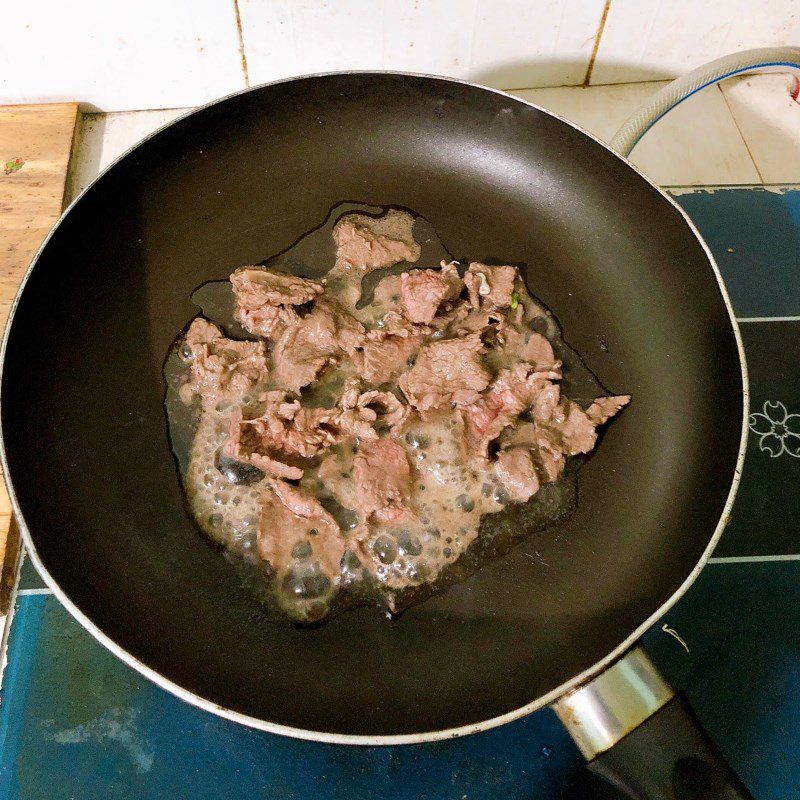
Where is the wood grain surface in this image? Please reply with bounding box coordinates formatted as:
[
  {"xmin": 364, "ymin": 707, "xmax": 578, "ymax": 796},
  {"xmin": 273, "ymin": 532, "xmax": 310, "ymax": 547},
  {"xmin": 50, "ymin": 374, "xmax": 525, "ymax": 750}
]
[{"xmin": 0, "ymin": 103, "xmax": 78, "ymax": 605}]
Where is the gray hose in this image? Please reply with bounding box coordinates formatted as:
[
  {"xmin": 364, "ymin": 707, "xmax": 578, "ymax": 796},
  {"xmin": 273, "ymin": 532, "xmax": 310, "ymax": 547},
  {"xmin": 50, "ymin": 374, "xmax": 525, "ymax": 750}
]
[{"xmin": 609, "ymin": 46, "xmax": 800, "ymax": 157}]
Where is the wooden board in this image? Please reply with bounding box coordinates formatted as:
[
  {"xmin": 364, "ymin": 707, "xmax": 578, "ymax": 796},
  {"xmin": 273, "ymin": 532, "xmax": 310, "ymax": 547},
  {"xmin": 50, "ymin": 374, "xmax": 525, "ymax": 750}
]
[{"xmin": 0, "ymin": 103, "xmax": 78, "ymax": 606}]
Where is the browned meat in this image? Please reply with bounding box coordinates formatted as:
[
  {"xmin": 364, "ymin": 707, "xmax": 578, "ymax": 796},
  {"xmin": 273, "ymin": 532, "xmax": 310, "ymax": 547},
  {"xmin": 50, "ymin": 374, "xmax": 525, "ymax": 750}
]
[
  {"xmin": 447, "ymin": 305, "xmax": 504, "ymax": 337},
  {"xmin": 355, "ymin": 390, "xmax": 409, "ymax": 428},
  {"xmin": 258, "ymin": 481, "xmax": 344, "ymax": 583},
  {"xmin": 179, "ymin": 318, "xmax": 268, "ymax": 409},
  {"xmin": 227, "ymin": 395, "xmax": 330, "ymax": 459},
  {"xmin": 521, "ymin": 332, "xmax": 558, "ymax": 369},
  {"xmin": 359, "ymin": 330, "xmax": 425, "ymax": 385},
  {"xmin": 464, "ymin": 263, "xmax": 517, "ymax": 309},
  {"xmin": 224, "ymin": 408, "xmax": 304, "ymax": 480},
  {"xmin": 340, "ymin": 384, "xmax": 409, "ymax": 429},
  {"xmin": 273, "ymin": 298, "xmax": 365, "ymax": 392},
  {"xmin": 399, "ymin": 333, "xmax": 491, "ymax": 411},
  {"xmin": 537, "ymin": 400, "xmax": 605, "ymax": 458},
  {"xmin": 230, "ymin": 267, "xmax": 325, "ymax": 338},
  {"xmin": 226, "ymin": 381, "xmax": 412, "ymax": 476},
  {"xmin": 333, "ymin": 210, "xmax": 420, "ymax": 273},
  {"xmin": 316, "ymin": 448, "xmax": 359, "ymax": 512},
  {"xmin": 400, "ymin": 262, "xmax": 462, "ymax": 324},
  {"xmin": 175, "ymin": 208, "xmax": 632, "ymax": 624},
  {"xmin": 373, "ymin": 274, "xmax": 402, "ymax": 306},
  {"xmin": 500, "ymin": 393, "xmax": 628, "ymax": 484},
  {"xmin": 462, "ymin": 365, "xmax": 558, "ymax": 456},
  {"xmin": 492, "ymin": 327, "xmax": 560, "ymax": 372},
  {"xmin": 494, "ymin": 448, "xmax": 540, "ymax": 502},
  {"xmin": 226, "ymin": 387, "xmax": 384, "ymax": 472},
  {"xmin": 353, "ymin": 438, "xmax": 412, "ymax": 523},
  {"xmin": 587, "ymin": 395, "xmax": 631, "ymax": 424}
]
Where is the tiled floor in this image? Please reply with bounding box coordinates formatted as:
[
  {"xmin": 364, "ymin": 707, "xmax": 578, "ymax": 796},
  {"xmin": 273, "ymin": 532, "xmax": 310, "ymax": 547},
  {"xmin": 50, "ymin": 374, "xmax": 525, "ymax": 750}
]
[{"xmin": 64, "ymin": 72, "xmax": 800, "ymax": 203}]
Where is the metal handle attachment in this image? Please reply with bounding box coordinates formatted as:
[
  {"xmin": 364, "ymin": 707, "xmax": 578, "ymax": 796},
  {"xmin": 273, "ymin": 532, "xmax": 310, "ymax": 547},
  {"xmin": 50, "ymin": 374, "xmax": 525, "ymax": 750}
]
[
  {"xmin": 553, "ymin": 648, "xmax": 673, "ymax": 759},
  {"xmin": 553, "ymin": 649, "xmax": 753, "ymax": 800}
]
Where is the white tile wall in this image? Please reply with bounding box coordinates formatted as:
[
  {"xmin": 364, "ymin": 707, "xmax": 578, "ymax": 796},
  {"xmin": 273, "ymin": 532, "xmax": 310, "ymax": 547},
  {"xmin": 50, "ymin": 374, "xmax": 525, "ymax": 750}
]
[
  {"xmin": 62, "ymin": 70, "xmax": 800, "ymax": 192},
  {"xmin": 514, "ymin": 81, "xmax": 760, "ymax": 185},
  {"xmin": 240, "ymin": 0, "xmax": 605, "ymax": 90},
  {"xmin": 593, "ymin": 0, "xmax": 800, "ymax": 84},
  {"xmin": 0, "ymin": 0, "xmax": 244, "ymax": 111},
  {"xmin": 469, "ymin": 0, "xmax": 604, "ymax": 88},
  {"xmin": 0, "ymin": 0, "xmax": 798, "ymax": 111},
  {"xmin": 721, "ymin": 74, "xmax": 800, "ymax": 183}
]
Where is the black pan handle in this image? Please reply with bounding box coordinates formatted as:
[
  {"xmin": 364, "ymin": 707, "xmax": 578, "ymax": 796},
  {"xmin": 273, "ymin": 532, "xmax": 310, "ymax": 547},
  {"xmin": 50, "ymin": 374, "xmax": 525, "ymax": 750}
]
[{"xmin": 553, "ymin": 649, "xmax": 753, "ymax": 800}]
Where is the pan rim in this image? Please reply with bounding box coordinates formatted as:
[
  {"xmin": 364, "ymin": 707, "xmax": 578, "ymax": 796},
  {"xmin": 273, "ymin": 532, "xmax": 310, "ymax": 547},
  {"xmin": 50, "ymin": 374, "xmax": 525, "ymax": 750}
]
[{"xmin": 0, "ymin": 70, "xmax": 749, "ymax": 746}]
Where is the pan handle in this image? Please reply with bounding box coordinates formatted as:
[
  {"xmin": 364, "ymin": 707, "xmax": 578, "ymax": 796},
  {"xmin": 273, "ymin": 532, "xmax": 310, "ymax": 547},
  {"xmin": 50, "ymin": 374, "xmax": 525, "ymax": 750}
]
[
  {"xmin": 609, "ymin": 46, "xmax": 800, "ymax": 157},
  {"xmin": 553, "ymin": 648, "xmax": 753, "ymax": 800}
]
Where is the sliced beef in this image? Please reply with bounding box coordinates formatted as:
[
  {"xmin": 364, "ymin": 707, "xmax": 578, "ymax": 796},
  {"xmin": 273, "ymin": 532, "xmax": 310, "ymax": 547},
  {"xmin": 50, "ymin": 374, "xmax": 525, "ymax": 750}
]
[
  {"xmin": 224, "ymin": 410, "xmax": 304, "ymax": 480},
  {"xmin": 587, "ymin": 395, "xmax": 631, "ymax": 424},
  {"xmin": 399, "ymin": 333, "xmax": 491, "ymax": 411},
  {"xmin": 317, "ymin": 448, "xmax": 359, "ymax": 513},
  {"xmin": 464, "ymin": 263, "xmax": 517, "ymax": 310},
  {"xmin": 273, "ymin": 298, "xmax": 365, "ymax": 392},
  {"xmin": 446, "ymin": 305, "xmax": 504, "ymax": 337},
  {"xmin": 359, "ymin": 329, "xmax": 426, "ymax": 385},
  {"xmin": 494, "ymin": 448, "xmax": 540, "ymax": 502},
  {"xmin": 340, "ymin": 383, "xmax": 409, "ymax": 429},
  {"xmin": 333, "ymin": 210, "xmax": 420, "ymax": 273},
  {"xmin": 230, "ymin": 267, "xmax": 325, "ymax": 338},
  {"xmin": 226, "ymin": 380, "xmax": 409, "ymax": 476},
  {"xmin": 373, "ymin": 274, "xmax": 402, "ymax": 306},
  {"xmin": 352, "ymin": 438, "xmax": 412, "ymax": 523},
  {"xmin": 226, "ymin": 396, "xmax": 330, "ymax": 460},
  {"xmin": 400, "ymin": 261, "xmax": 462, "ymax": 324},
  {"xmin": 355, "ymin": 390, "xmax": 409, "ymax": 428},
  {"xmin": 492, "ymin": 327, "xmax": 560, "ymax": 371},
  {"xmin": 226, "ymin": 389, "xmax": 377, "ymax": 472},
  {"xmin": 462, "ymin": 365, "xmax": 557, "ymax": 456},
  {"xmin": 533, "ymin": 394, "xmax": 627, "ymax": 478},
  {"xmin": 179, "ymin": 318, "xmax": 268, "ymax": 409},
  {"xmin": 498, "ymin": 393, "xmax": 628, "ymax": 485},
  {"xmin": 258, "ymin": 481, "xmax": 344, "ymax": 584}
]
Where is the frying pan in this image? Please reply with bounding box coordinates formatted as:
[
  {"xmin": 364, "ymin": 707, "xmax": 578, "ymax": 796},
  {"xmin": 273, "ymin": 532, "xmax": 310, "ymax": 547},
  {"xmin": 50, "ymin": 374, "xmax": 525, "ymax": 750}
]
[{"xmin": 7, "ymin": 49, "xmax": 792, "ymax": 799}]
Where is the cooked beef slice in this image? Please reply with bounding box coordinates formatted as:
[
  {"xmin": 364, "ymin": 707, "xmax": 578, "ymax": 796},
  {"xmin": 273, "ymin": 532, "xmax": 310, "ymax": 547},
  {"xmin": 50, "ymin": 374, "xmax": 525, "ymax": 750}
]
[
  {"xmin": 461, "ymin": 365, "xmax": 558, "ymax": 456},
  {"xmin": 399, "ymin": 333, "xmax": 491, "ymax": 411},
  {"xmin": 587, "ymin": 395, "xmax": 631, "ymax": 424},
  {"xmin": 352, "ymin": 438, "xmax": 412, "ymax": 523},
  {"xmin": 494, "ymin": 448, "xmax": 540, "ymax": 502},
  {"xmin": 333, "ymin": 210, "xmax": 420, "ymax": 273},
  {"xmin": 258, "ymin": 481, "xmax": 344, "ymax": 586},
  {"xmin": 400, "ymin": 262, "xmax": 462, "ymax": 324},
  {"xmin": 230, "ymin": 267, "xmax": 325, "ymax": 338},
  {"xmin": 463, "ymin": 263, "xmax": 517, "ymax": 309},
  {"xmin": 179, "ymin": 318, "xmax": 268, "ymax": 409},
  {"xmin": 359, "ymin": 328, "xmax": 426, "ymax": 385},
  {"xmin": 273, "ymin": 298, "xmax": 365, "ymax": 392}
]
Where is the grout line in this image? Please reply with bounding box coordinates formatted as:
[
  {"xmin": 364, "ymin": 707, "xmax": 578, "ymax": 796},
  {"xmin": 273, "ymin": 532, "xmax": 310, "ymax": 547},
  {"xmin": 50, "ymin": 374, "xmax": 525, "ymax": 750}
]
[
  {"xmin": 710, "ymin": 554, "xmax": 800, "ymax": 564},
  {"xmin": 737, "ymin": 315, "xmax": 800, "ymax": 323},
  {"xmin": 582, "ymin": 0, "xmax": 612, "ymax": 88},
  {"xmin": 233, "ymin": 0, "xmax": 250, "ymax": 89},
  {"xmin": 16, "ymin": 588, "xmax": 52, "ymax": 596},
  {"xmin": 717, "ymin": 82, "xmax": 764, "ymax": 183}
]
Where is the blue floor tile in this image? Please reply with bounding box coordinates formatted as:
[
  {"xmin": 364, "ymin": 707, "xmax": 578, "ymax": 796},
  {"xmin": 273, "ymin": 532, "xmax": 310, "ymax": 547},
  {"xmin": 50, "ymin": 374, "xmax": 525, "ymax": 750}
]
[{"xmin": 672, "ymin": 188, "xmax": 800, "ymax": 318}]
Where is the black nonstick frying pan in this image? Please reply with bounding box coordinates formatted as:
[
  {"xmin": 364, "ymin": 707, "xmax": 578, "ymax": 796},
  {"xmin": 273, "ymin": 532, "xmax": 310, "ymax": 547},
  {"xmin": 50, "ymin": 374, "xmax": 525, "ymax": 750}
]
[{"xmin": 5, "ymin": 55, "xmax": 778, "ymax": 798}]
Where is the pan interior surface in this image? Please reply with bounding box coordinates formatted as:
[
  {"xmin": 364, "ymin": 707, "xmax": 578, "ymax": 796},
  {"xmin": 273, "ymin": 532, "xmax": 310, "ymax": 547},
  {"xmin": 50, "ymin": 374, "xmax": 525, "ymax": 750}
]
[{"xmin": 0, "ymin": 74, "xmax": 744, "ymax": 738}]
